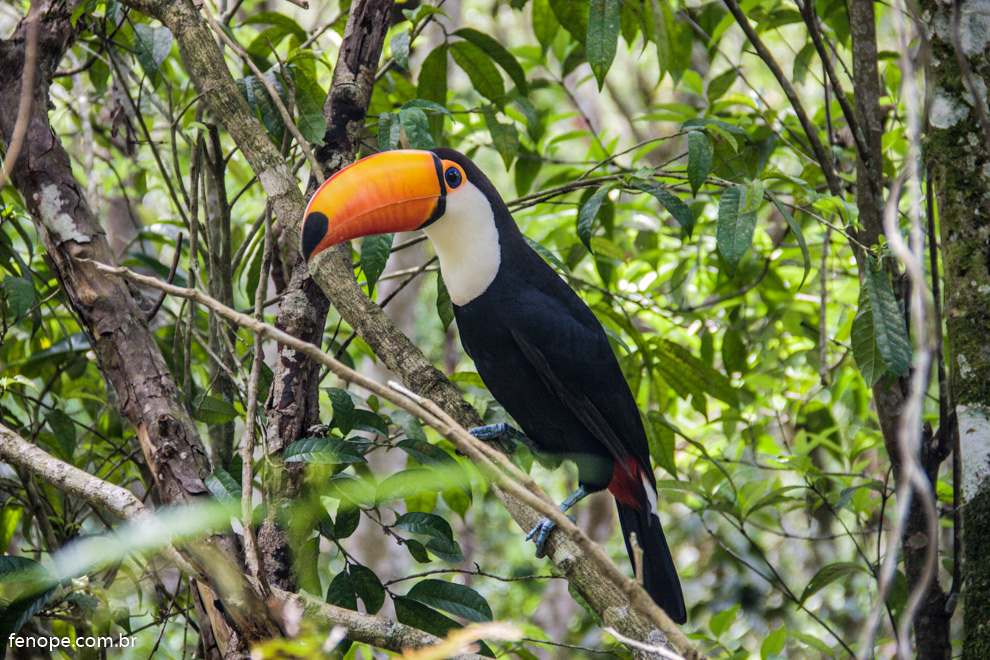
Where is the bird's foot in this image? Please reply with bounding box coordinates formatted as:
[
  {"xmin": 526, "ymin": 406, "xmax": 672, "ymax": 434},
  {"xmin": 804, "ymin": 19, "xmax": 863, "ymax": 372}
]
[
  {"xmin": 525, "ymin": 514, "xmax": 575, "ymax": 559},
  {"xmin": 468, "ymin": 422, "xmax": 529, "ymax": 454}
]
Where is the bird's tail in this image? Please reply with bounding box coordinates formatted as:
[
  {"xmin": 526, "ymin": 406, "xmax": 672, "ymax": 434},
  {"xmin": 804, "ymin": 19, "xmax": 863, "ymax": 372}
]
[{"xmin": 615, "ymin": 499, "xmax": 687, "ymax": 624}]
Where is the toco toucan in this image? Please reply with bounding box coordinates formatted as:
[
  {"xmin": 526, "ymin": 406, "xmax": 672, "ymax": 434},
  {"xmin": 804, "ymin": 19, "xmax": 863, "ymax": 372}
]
[{"xmin": 301, "ymin": 148, "xmax": 687, "ymax": 624}]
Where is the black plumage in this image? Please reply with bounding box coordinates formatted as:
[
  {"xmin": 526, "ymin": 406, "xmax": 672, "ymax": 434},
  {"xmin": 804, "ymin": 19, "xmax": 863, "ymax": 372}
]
[{"xmin": 434, "ymin": 148, "xmax": 687, "ymax": 624}]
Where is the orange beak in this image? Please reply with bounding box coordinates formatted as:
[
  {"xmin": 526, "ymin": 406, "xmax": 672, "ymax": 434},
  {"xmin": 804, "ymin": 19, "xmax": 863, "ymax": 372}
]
[{"xmin": 301, "ymin": 150, "xmax": 446, "ymax": 262}]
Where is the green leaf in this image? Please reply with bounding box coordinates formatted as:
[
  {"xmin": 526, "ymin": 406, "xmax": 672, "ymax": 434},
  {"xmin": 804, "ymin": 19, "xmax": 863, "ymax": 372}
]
[
  {"xmin": 549, "ymin": 0, "xmax": 590, "ymax": 46},
  {"xmin": 646, "ymin": 0, "xmax": 671, "ymax": 82},
  {"xmin": 716, "ymin": 186, "xmax": 757, "ymax": 277},
  {"xmin": 800, "ymin": 562, "xmax": 865, "ymax": 603},
  {"xmin": 761, "ymin": 627, "xmax": 786, "ymax": 660},
  {"xmin": 394, "ymin": 512, "xmax": 454, "ymax": 542},
  {"xmin": 741, "ymin": 179, "xmax": 765, "ymax": 214},
  {"xmin": 391, "ymin": 30, "xmax": 411, "ymax": 70},
  {"xmin": 360, "ymin": 233, "xmax": 394, "ymax": 297},
  {"xmin": 417, "ymin": 45, "xmax": 449, "ymax": 141},
  {"xmin": 407, "ymin": 579, "xmax": 493, "ymax": 622},
  {"xmin": 687, "ymin": 130, "xmax": 712, "ymax": 196},
  {"xmin": 862, "ymin": 259, "xmax": 912, "ymax": 380},
  {"xmin": 326, "ymin": 387, "xmax": 355, "ymax": 434},
  {"xmin": 631, "ymin": 180, "xmax": 695, "ymax": 236},
  {"xmin": 532, "ymin": 0, "xmax": 561, "ymax": 53},
  {"xmin": 852, "ymin": 290, "xmax": 884, "ymax": 386},
  {"xmin": 767, "ymin": 191, "xmax": 810, "ymax": 286},
  {"xmin": 45, "ymin": 410, "xmax": 76, "ymax": 461},
  {"xmin": 352, "ymin": 410, "xmax": 389, "ymax": 437},
  {"xmin": 577, "ymin": 184, "xmax": 616, "ymax": 250},
  {"xmin": 523, "ymin": 236, "xmax": 569, "ymax": 273},
  {"xmin": 0, "ymin": 506, "xmax": 23, "ymax": 554},
  {"xmin": 377, "ymin": 469, "xmax": 442, "ymax": 503},
  {"xmin": 205, "ymin": 468, "xmax": 242, "ymax": 503},
  {"xmin": 291, "ymin": 66, "xmax": 327, "ymax": 145},
  {"xmin": 399, "ymin": 107, "xmax": 435, "ymax": 149},
  {"xmin": 436, "ymin": 271, "xmax": 454, "ymax": 332},
  {"xmin": 284, "ymin": 437, "xmax": 368, "ymax": 465},
  {"xmin": 482, "ymin": 106, "xmax": 519, "ymax": 169},
  {"xmin": 709, "ymin": 605, "xmax": 738, "ymax": 638},
  {"xmin": 405, "ymin": 539, "xmax": 432, "ymax": 563},
  {"xmin": 587, "ymin": 0, "xmax": 620, "ymax": 90},
  {"xmin": 193, "ymin": 395, "xmax": 239, "ymax": 424},
  {"xmin": 394, "ymin": 595, "xmax": 459, "ymax": 638},
  {"xmin": 402, "ymin": 99, "xmax": 453, "ymax": 122},
  {"xmin": 132, "ymin": 23, "xmax": 172, "ymax": 88},
  {"xmin": 334, "ymin": 506, "xmax": 361, "ymax": 539},
  {"xmin": 450, "ymin": 41, "xmax": 505, "ymax": 101},
  {"xmin": 326, "ymin": 570, "xmax": 358, "ymax": 611},
  {"xmin": 707, "ymin": 68, "xmax": 738, "ymax": 103},
  {"xmin": 349, "ymin": 564, "xmax": 386, "ymax": 614},
  {"xmin": 454, "ymin": 28, "xmax": 528, "ymax": 93},
  {"xmin": 424, "ymin": 536, "xmax": 466, "ymax": 563},
  {"xmin": 378, "ymin": 112, "xmax": 401, "ymax": 152},
  {"xmin": 0, "ymin": 557, "xmax": 57, "ymax": 658},
  {"xmin": 3, "ymin": 275, "xmax": 35, "ymax": 320},
  {"xmin": 242, "ymin": 12, "xmax": 307, "ymax": 42}
]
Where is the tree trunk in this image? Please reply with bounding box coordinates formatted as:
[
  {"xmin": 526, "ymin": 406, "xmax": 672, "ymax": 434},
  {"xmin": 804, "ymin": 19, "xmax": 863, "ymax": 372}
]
[{"xmin": 923, "ymin": 1, "xmax": 990, "ymax": 657}]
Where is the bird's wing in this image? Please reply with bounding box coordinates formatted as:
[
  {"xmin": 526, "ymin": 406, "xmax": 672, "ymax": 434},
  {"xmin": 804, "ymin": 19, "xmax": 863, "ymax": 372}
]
[{"xmin": 508, "ymin": 297, "xmax": 644, "ymax": 473}]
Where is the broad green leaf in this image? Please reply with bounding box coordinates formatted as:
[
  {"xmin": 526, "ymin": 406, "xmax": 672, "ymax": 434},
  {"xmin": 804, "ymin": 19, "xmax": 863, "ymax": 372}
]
[
  {"xmin": 687, "ymin": 131, "xmax": 712, "ymax": 196},
  {"xmin": 709, "ymin": 604, "xmax": 738, "ymax": 637},
  {"xmin": 399, "ymin": 107, "xmax": 434, "ymax": 149},
  {"xmin": 349, "ymin": 564, "xmax": 385, "ymax": 614},
  {"xmin": 482, "ymin": 105, "xmax": 519, "ymax": 169},
  {"xmin": 549, "ymin": 0, "xmax": 590, "ymax": 46},
  {"xmin": 3, "ymin": 275, "xmax": 35, "ymax": 320},
  {"xmin": 132, "ymin": 23, "xmax": 172, "ymax": 88},
  {"xmin": 707, "ymin": 68, "xmax": 738, "ymax": 102},
  {"xmin": 394, "ymin": 595, "xmax": 459, "ymax": 639},
  {"xmin": 741, "ymin": 179, "xmax": 765, "ymax": 214},
  {"xmin": 424, "ymin": 536, "xmax": 466, "ymax": 563},
  {"xmin": 454, "ymin": 28, "xmax": 528, "ymax": 93},
  {"xmin": 716, "ymin": 185, "xmax": 757, "ymax": 277},
  {"xmin": 283, "ymin": 437, "xmax": 368, "ymax": 465},
  {"xmin": 392, "ymin": 410, "xmax": 427, "ymax": 443},
  {"xmin": 360, "ymin": 233, "xmax": 394, "ymax": 297},
  {"xmin": 417, "ymin": 45, "xmax": 448, "ymax": 141},
  {"xmin": 436, "ymin": 271, "xmax": 454, "ymax": 332},
  {"xmin": 767, "ymin": 191, "xmax": 811, "ymax": 285},
  {"xmin": 862, "ymin": 259, "xmax": 912, "ymax": 380},
  {"xmin": 391, "ymin": 30, "xmax": 411, "ymax": 70},
  {"xmin": 193, "ymin": 395, "xmax": 239, "ymax": 424},
  {"xmin": 587, "ymin": 0, "xmax": 620, "ymax": 90},
  {"xmin": 852, "ymin": 290, "xmax": 884, "ymax": 386},
  {"xmin": 291, "ymin": 66, "xmax": 327, "ymax": 145},
  {"xmin": 334, "ymin": 506, "xmax": 361, "ymax": 539},
  {"xmin": 532, "ymin": 0, "xmax": 560, "ymax": 54},
  {"xmin": 577, "ymin": 184, "xmax": 616, "ymax": 250},
  {"xmin": 800, "ymin": 562, "xmax": 865, "ymax": 603},
  {"xmin": 352, "ymin": 409, "xmax": 389, "ymax": 437},
  {"xmin": 523, "ymin": 236, "xmax": 569, "ymax": 273},
  {"xmin": 242, "ymin": 12, "xmax": 307, "ymax": 42},
  {"xmin": 0, "ymin": 557, "xmax": 57, "ymax": 659},
  {"xmin": 325, "ymin": 570, "xmax": 358, "ymax": 611},
  {"xmin": 378, "ymin": 112, "xmax": 401, "ymax": 152},
  {"xmin": 761, "ymin": 627, "xmax": 786, "ymax": 660},
  {"xmin": 631, "ymin": 180, "xmax": 695, "ymax": 236},
  {"xmin": 0, "ymin": 506, "xmax": 23, "ymax": 554},
  {"xmin": 394, "ymin": 512, "xmax": 454, "ymax": 542},
  {"xmin": 450, "ymin": 41, "xmax": 505, "ymax": 100},
  {"xmin": 402, "ymin": 99, "xmax": 453, "ymax": 121},
  {"xmin": 377, "ymin": 469, "xmax": 442, "ymax": 502},
  {"xmin": 405, "ymin": 539, "xmax": 432, "ymax": 563},
  {"xmin": 204, "ymin": 468, "xmax": 242, "ymax": 503},
  {"xmin": 44, "ymin": 410, "xmax": 76, "ymax": 461},
  {"xmin": 403, "ymin": 5, "xmax": 450, "ymax": 27},
  {"xmin": 646, "ymin": 0, "xmax": 671, "ymax": 82},
  {"xmin": 326, "ymin": 387, "xmax": 355, "ymax": 434},
  {"xmin": 407, "ymin": 579, "xmax": 493, "ymax": 622}
]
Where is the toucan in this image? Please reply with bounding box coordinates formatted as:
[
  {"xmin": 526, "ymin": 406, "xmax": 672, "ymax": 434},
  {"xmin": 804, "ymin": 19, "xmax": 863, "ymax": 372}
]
[{"xmin": 301, "ymin": 148, "xmax": 687, "ymax": 624}]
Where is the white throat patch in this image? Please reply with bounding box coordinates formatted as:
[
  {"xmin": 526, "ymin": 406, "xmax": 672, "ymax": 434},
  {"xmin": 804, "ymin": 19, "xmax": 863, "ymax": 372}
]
[{"xmin": 423, "ymin": 181, "xmax": 501, "ymax": 306}]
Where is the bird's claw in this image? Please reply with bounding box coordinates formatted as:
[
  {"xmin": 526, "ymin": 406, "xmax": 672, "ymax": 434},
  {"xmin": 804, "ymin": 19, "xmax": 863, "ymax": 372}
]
[
  {"xmin": 525, "ymin": 515, "xmax": 575, "ymax": 558},
  {"xmin": 469, "ymin": 422, "xmax": 529, "ymax": 454}
]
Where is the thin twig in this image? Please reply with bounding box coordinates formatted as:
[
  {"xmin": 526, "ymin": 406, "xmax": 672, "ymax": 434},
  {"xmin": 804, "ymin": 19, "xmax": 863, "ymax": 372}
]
[
  {"xmin": 146, "ymin": 233, "xmax": 184, "ymax": 321},
  {"xmin": 0, "ymin": 3, "xmax": 39, "ymax": 192}
]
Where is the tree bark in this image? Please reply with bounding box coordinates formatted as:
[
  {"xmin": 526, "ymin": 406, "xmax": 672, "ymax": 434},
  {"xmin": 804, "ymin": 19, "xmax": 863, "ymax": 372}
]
[
  {"xmin": 0, "ymin": 5, "xmax": 275, "ymax": 655},
  {"xmin": 922, "ymin": 1, "xmax": 990, "ymax": 657}
]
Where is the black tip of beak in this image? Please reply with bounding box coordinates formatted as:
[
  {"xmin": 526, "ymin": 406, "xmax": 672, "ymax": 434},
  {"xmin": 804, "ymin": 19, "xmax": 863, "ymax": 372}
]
[{"xmin": 301, "ymin": 211, "xmax": 328, "ymax": 261}]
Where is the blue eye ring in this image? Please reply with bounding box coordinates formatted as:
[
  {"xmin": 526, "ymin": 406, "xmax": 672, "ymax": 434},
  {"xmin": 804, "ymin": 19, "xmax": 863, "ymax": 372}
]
[{"xmin": 444, "ymin": 166, "xmax": 462, "ymax": 189}]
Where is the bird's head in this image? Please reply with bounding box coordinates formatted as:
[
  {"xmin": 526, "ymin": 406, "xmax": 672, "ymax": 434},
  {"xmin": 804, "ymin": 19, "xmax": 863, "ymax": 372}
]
[{"xmin": 300, "ymin": 147, "xmax": 489, "ymax": 263}]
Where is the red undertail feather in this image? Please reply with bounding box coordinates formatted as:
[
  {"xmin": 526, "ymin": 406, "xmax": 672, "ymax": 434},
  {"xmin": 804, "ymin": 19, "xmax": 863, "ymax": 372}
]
[{"xmin": 607, "ymin": 456, "xmax": 646, "ymax": 507}]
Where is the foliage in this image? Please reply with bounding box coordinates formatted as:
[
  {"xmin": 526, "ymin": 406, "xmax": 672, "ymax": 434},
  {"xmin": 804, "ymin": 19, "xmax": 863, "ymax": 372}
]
[{"xmin": 0, "ymin": 0, "xmax": 952, "ymax": 658}]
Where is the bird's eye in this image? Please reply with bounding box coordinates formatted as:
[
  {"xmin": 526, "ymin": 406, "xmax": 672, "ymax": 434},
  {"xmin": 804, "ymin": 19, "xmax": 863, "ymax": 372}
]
[{"xmin": 444, "ymin": 166, "xmax": 462, "ymax": 189}]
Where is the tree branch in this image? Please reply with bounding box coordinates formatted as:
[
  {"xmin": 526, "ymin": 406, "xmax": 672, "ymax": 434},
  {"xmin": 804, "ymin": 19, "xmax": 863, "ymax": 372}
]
[{"xmin": 0, "ymin": 421, "xmax": 485, "ymax": 660}]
